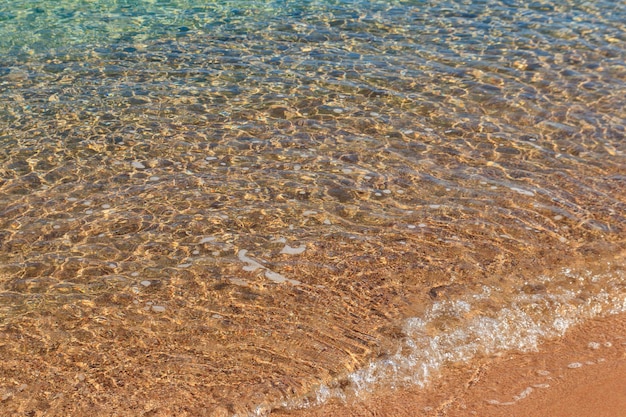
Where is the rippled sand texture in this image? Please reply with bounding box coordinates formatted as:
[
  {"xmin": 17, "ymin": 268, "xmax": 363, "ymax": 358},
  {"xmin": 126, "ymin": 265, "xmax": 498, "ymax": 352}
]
[{"xmin": 1, "ymin": 1, "xmax": 625, "ymax": 415}]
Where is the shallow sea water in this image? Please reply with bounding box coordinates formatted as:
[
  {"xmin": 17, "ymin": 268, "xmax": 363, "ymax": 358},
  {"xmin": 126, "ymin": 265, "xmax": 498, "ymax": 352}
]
[{"xmin": 0, "ymin": 1, "xmax": 625, "ymax": 415}]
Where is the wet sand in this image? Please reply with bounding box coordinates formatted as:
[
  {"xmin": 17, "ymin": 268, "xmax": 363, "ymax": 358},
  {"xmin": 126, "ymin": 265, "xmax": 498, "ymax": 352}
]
[{"xmin": 274, "ymin": 312, "xmax": 626, "ymax": 417}]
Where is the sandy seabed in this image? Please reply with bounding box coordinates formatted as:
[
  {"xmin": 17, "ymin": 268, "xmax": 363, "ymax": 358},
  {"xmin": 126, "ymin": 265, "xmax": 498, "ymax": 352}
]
[{"xmin": 275, "ymin": 312, "xmax": 626, "ymax": 417}]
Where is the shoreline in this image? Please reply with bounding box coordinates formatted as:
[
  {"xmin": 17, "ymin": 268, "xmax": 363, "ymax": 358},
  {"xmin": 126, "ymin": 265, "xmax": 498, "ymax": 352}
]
[{"xmin": 272, "ymin": 311, "xmax": 626, "ymax": 417}]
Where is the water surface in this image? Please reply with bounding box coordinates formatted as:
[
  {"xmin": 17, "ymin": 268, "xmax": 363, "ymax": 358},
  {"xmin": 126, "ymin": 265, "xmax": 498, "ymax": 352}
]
[{"xmin": 0, "ymin": 1, "xmax": 625, "ymax": 415}]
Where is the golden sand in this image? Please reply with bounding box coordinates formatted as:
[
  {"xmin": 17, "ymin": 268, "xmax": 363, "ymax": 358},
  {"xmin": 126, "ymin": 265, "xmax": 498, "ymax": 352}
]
[{"xmin": 273, "ymin": 312, "xmax": 626, "ymax": 417}]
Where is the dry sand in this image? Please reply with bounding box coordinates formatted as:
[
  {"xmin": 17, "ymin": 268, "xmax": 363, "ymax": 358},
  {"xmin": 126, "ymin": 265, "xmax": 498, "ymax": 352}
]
[{"xmin": 273, "ymin": 312, "xmax": 626, "ymax": 417}]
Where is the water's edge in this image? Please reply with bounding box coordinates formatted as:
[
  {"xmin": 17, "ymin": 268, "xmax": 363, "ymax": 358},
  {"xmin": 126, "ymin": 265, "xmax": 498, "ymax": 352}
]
[{"xmin": 270, "ymin": 252, "xmax": 626, "ymax": 416}]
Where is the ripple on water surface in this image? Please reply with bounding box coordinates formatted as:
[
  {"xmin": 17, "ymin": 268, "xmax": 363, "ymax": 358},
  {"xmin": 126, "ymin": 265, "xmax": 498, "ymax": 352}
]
[{"xmin": 0, "ymin": 0, "xmax": 625, "ymax": 415}]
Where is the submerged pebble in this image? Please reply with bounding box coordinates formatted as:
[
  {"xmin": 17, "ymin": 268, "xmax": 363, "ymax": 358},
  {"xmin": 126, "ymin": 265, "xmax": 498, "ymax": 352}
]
[
  {"xmin": 513, "ymin": 387, "xmax": 533, "ymax": 401},
  {"xmin": 280, "ymin": 245, "xmax": 306, "ymax": 255},
  {"xmin": 510, "ymin": 187, "xmax": 535, "ymax": 196}
]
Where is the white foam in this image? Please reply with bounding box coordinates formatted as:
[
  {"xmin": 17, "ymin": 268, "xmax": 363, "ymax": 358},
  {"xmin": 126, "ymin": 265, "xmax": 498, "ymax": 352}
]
[{"xmin": 278, "ymin": 266, "xmax": 626, "ymax": 411}]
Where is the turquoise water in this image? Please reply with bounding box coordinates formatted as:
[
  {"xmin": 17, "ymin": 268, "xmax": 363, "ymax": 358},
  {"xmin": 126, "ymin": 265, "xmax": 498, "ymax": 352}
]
[{"xmin": 1, "ymin": 1, "xmax": 625, "ymax": 415}]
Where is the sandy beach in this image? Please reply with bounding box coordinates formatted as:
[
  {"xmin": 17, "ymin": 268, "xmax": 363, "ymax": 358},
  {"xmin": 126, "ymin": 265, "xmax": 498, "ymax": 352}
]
[{"xmin": 274, "ymin": 312, "xmax": 626, "ymax": 417}]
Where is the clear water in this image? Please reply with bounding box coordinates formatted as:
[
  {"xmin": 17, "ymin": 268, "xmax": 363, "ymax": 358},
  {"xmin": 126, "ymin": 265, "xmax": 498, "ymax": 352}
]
[{"xmin": 0, "ymin": 1, "xmax": 625, "ymax": 415}]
